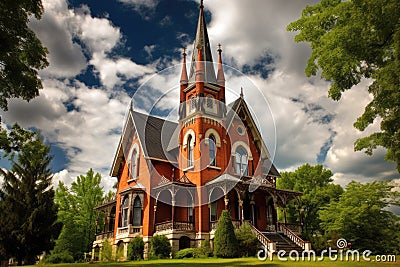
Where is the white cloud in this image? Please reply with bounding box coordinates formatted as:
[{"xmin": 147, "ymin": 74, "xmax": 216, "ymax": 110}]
[{"xmin": 29, "ymin": 0, "xmax": 87, "ymax": 78}]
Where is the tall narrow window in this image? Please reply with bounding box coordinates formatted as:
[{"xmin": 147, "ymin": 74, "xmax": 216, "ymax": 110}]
[
  {"xmin": 187, "ymin": 135, "xmax": 194, "ymax": 167},
  {"xmin": 210, "ymin": 201, "xmax": 217, "ymax": 221},
  {"xmin": 236, "ymin": 147, "xmax": 248, "ymax": 176},
  {"xmin": 133, "ymin": 196, "xmax": 142, "ymax": 226},
  {"xmin": 188, "ymin": 206, "xmax": 193, "ymax": 223},
  {"xmin": 209, "ymin": 135, "xmax": 216, "ymax": 166},
  {"xmin": 131, "ymin": 149, "xmax": 138, "ymax": 178},
  {"xmin": 122, "ymin": 196, "xmax": 129, "ymax": 227}
]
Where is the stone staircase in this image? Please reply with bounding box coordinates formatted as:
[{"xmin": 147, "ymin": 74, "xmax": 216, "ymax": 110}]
[{"xmin": 263, "ymin": 232, "xmax": 304, "ymax": 254}]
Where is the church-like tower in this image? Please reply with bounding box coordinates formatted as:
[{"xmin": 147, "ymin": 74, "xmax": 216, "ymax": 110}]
[{"xmin": 92, "ymin": 1, "xmax": 308, "ymax": 260}]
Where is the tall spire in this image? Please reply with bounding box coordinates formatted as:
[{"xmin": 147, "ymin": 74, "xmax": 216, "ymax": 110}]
[
  {"xmin": 188, "ymin": 0, "xmax": 217, "ymax": 84},
  {"xmin": 217, "ymin": 43, "xmax": 225, "ymax": 87},
  {"xmin": 180, "ymin": 48, "xmax": 188, "ymax": 103}
]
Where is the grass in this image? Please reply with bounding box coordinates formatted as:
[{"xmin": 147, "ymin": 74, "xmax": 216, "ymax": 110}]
[{"xmin": 31, "ymin": 256, "xmax": 399, "ymax": 267}]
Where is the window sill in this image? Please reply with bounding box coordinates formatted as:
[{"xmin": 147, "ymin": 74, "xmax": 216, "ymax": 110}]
[
  {"xmin": 207, "ymin": 165, "xmax": 221, "ymax": 170},
  {"xmin": 183, "ymin": 166, "xmax": 194, "ymax": 172}
]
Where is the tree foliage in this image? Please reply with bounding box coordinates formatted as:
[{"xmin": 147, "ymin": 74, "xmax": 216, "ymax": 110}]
[
  {"xmin": 287, "ymin": 0, "xmax": 400, "ymax": 171},
  {"xmin": 278, "ymin": 164, "xmax": 343, "ymax": 236},
  {"xmin": 0, "ymin": 0, "xmax": 49, "ymax": 110},
  {"xmin": 0, "ymin": 133, "xmax": 61, "ymax": 265},
  {"xmin": 52, "ymin": 169, "xmax": 104, "ymax": 261},
  {"xmin": 213, "ymin": 210, "xmax": 239, "ymax": 258},
  {"xmin": 319, "ymin": 181, "xmax": 400, "ymax": 254},
  {"xmin": 149, "ymin": 235, "xmax": 171, "ymax": 259},
  {"xmin": 235, "ymin": 222, "xmax": 259, "ymax": 257},
  {"xmin": 128, "ymin": 236, "xmax": 144, "ymax": 261}
]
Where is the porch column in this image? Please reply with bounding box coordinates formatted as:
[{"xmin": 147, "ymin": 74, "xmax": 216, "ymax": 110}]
[
  {"xmin": 153, "ymin": 204, "xmax": 157, "ymax": 233},
  {"xmin": 283, "ymin": 206, "xmax": 287, "ymax": 224},
  {"xmin": 238, "ymin": 200, "xmax": 243, "ymax": 223},
  {"xmin": 127, "ymin": 194, "xmax": 132, "ymax": 225},
  {"xmin": 250, "ymin": 195, "xmax": 255, "ymax": 225},
  {"xmin": 172, "ymin": 200, "xmax": 176, "ymax": 224}
]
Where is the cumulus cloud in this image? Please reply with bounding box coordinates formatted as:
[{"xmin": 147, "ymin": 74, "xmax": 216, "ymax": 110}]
[
  {"xmin": 29, "ymin": 0, "xmax": 87, "ymax": 78},
  {"xmin": 117, "ymin": 0, "xmax": 158, "ymax": 19}
]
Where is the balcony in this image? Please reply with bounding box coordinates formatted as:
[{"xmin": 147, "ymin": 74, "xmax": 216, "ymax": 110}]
[
  {"xmin": 210, "ymin": 220, "xmax": 241, "ymax": 232},
  {"xmin": 95, "ymin": 231, "xmax": 114, "ymax": 241},
  {"xmin": 116, "ymin": 225, "xmax": 142, "ymax": 239},
  {"xmin": 155, "ymin": 221, "xmax": 194, "ymax": 233}
]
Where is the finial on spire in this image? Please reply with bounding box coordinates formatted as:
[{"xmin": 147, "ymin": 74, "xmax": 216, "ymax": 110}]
[
  {"xmin": 217, "ymin": 43, "xmax": 222, "ymax": 52},
  {"xmin": 182, "ymin": 47, "xmax": 187, "ymax": 57},
  {"xmin": 200, "ymin": 0, "xmax": 204, "ymax": 8},
  {"xmin": 240, "ymin": 87, "xmax": 244, "ymax": 98}
]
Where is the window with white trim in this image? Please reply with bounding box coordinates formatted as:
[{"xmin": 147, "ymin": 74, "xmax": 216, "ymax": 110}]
[
  {"xmin": 130, "ymin": 149, "xmax": 138, "ymax": 178},
  {"xmin": 187, "ymin": 135, "xmax": 194, "ymax": 167},
  {"xmin": 236, "ymin": 146, "xmax": 248, "ymax": 176},
  {"xmin": 122, "ymin": 196, "xmax": 129, "ymax": 227},
  {"xmin": 132, "ymin": 196, "xmax": 142, "ymax": 226},
  {"xmin": 209, "ymin": 135, "xmax": 216, "ymax": 166}
]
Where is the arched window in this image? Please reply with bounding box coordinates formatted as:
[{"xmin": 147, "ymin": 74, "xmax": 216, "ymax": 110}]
[
  {"xmin": 209, "ymin": 135, "xmax": 216, "ymax": 166},
  {"xmin": 236, "ymin": 146, "xmax": 248, "ymax": 176},
  {"xmin": 122, "ymin": 196, "xmax": 129, "ymax": 227},
  {"xmin": 132, "ymin": 196, "xmax": 142, "ymax": 226},
  {"xmin": 187, "ymin": 135, "xmax": 194, "ymax": 167},
  {"xmin": 131, "ymin": 149, "xmax": 138, "ymax": 178}
]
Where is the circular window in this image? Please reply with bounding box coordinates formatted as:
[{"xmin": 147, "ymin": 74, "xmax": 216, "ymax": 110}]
[{"xmin": 237, "ymin": 125, "xmax": 245, "ymax": 136}]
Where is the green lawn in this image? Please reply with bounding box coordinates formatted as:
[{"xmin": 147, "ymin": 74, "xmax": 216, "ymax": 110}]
[{"xmin": 31, "ymin": 256, "xmax": 398, "ymax": 267}]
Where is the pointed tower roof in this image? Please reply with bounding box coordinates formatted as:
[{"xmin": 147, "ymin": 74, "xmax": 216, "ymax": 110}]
[{"xmin": 188, "ymin": 0, "xmax": 217, "ymax": 84}]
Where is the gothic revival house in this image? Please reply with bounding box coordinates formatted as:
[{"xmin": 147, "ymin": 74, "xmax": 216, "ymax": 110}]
[{"xmin": 92, "ymin": 2, "xmax": 309, "ymax": 260}]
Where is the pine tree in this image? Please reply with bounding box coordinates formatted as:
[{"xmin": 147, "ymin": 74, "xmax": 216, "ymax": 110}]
[
  {"xmin": 213, "ymin": 210, "xmax": 239, "ymax": 258},
  {"xmin": 0, "ymin": 134, "xmax": 61, "ymax": 265}
]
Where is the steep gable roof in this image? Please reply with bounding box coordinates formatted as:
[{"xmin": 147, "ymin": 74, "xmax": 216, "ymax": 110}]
[
  {"xmin": 110, "ymin": 110, "xmax": 178, "ymax": 177},
  {"xmin": 227, "ymin": 96, "xmax": 280, "ymax": 177}
]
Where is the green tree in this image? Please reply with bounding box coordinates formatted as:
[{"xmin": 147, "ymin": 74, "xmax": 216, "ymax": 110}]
[
  {"xmin": 287, "ymin": 0, "xmax": 400, "ymax": 171},
  {"xmin": 0, "ymin": 0, "xmax": 49, "ymax": 110},
  {"xmin": 0, "ymin": 124, "xmax": 35, "ymax": 159},
  {"xmin": 149, "ymin": 235, "xmax": 171, "ymax": 259},
  {"xmin": 319, "ymin": 181, "xmax": 400, "ymax": 254},
  {"xmin": 277, "ymin": 164, "xmax": 343, "ymax": 237},
  {"xmin": 235, "ymin": 222, "xmax": 259, "ymax": 257},
  {"xmin": 52, "ymin": 169, "xmax": 104, "ymax": 261},
  {"xmin": 213, "ymin": 210, "xmax": 239, "ymax": 258},
  {"xmin": 0, "ymin": 134, "xmax": 61, "ymax": 265},
  {"xmin": 128, "ymin": 236, "xmax": 144, "ymax": 260},
  {"xmin": 101, "ymin": 239, "xmax": 113, "ymax": 262}
]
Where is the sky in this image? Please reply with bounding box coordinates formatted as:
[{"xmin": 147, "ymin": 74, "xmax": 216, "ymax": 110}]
[{"xmin": 0, "ymin": 0, "xmax": 399, "ymax": 192}]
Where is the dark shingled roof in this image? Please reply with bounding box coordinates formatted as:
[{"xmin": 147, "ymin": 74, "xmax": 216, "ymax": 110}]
[{"xmin": 131, "ymin": 111, "xmax": 178, "ymax": 162}]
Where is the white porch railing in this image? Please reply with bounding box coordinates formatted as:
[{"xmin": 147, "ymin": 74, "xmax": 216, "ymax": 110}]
[
  {"xmin": 116, "ymin": 225, "xmax": 142, "ymax": 239},
  {"xmin": 277, "ymin": 222, "xmax": 311, "ymax": 250},
  {"xmin": 155, "ymin": 221, "xmax": 194, "ymax": 232}
]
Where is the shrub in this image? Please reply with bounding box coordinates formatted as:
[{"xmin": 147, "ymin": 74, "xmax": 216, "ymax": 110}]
[
  {"xmin": 235, "ymin": 222, "xmax": 259, "ymax": 257},
  {"xmin": 101, "ymin": 239, "xmax": 113, "ymax": 262},
  {"xmin": 128, "ymin": 236, "xmax": 144, "ymax": 260},
  {"xmin": 45, "ymin": 252, "xmax": 74, "ymax": 264},
  {"xmin": 150, "ymin": 235, "xmax": 171, "ymax": 259},
  {"xmin": 174, "ymin": 248, "xmax": 198, "ymax": 259},
  {"xmin": 213, "ymin": 210, "xmax": 239, "ymax": 258},
  {"xmin": 198, "ymin": 238, "xmax": 213, "ymax": 257}
]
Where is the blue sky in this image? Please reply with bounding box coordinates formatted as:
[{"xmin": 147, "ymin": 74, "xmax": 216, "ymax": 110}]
[{"xmin": 0, "ymin": 0, "xmax": 398, "ymax": 191}]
